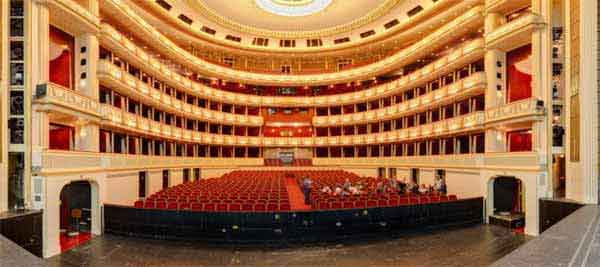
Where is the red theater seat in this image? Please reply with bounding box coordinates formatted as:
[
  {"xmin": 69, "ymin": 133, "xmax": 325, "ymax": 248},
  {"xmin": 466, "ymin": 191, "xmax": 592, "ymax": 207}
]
[
  {"xmin": 203, "ymin": 203, "xmax": 216, "ymax": 211},
  {"xmin": 242, "ymin": 203, "xmax": 253, "ymax": 211},
  {"xmin": 448, "ymin": 195, "xmax": 457, "ymax": 201},
  {"xmin": 229, "ymin": 203, "xmax": 241, "ymax": 211},
  {"xmin": 144, "ymin": 201, "xmax": 155, "ymax": 209},
  {"xmin": 191, "ymin": 203, "xmax": 202, "ymax": 211},
  {"xmin": 267, "ymin": 203, "xmax": 278, "ymax": 211},
  {"xmin": 167, "ymin": 202, "xmax": 178, "ymax": 210},
  {"xmin": 134, "ymin": 200, "xmax": 143, "ymax": 208},
  {"xmin": 254, "ymin": 204, "xmax": 266, "ymax": 211},
  {"xmin": 319, "ymin": 202, "xmax": 331, "ymax": 209}
]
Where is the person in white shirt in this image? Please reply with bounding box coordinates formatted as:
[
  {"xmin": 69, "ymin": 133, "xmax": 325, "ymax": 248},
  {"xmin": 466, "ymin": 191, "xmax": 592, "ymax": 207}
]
[{"xmin": 321, "ymin": 186, "xmax": 332, "ymax": 195}]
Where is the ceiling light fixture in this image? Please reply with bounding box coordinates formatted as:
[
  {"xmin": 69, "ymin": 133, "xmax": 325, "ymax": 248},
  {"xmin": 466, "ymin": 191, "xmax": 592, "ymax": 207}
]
[{"xmin": 255, "ymin": 0, "xmax": 333, "ymax": 17}]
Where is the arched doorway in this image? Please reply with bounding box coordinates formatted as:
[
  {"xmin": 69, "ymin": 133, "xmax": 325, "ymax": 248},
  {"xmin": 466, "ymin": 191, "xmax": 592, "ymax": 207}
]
[
  {"xmin": 488, "ymin": 176, "xmax": 525, "ymax": 230},
  {"xmin": 59, "ymin": 181, "xmax": 93, "ymax": 252}
]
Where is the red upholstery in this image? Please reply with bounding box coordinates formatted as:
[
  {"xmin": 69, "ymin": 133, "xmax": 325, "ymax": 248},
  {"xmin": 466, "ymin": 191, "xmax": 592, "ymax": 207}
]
[
  {"xmin": 191, "ymin": 203, "xmax": 202, "ymax": 211},
  {"xmin": 167, "ymin": 202, "xmax": 178, "ymax": 210},
  {"xmin": 132, "ymin": 170, "xmax": 460, "ymax": 212}
]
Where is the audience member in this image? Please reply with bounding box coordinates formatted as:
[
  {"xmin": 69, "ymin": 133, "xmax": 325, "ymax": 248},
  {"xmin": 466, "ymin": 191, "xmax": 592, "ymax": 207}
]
[
  {"xmin": 439, "ymin": 179, "xmax": 447, "ymax": 196},
  {"xmin": 334, "ymin": 186, "xmax": 343, "ymax": 196},
  {"xmin": 343, "ymin": 178, "xmax": 352, "ymax": 191},
  {"xmin": 302, "ymin": 176, "xmax": 313, "ymax": 204},
  {"xmin": 398, "ymin": 178, "xmax": 407, "ymax": 194},
  {"xmin": 321, "ymin": 185, "xmax": 332, "ymax": 195},
  {"xmin": 419, "ymin": 184, "xmax": 428, "ymax": 194}
]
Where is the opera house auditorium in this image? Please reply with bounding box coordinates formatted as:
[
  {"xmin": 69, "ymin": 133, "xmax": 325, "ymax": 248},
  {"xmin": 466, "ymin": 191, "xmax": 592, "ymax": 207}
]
[{"xmin": 0, "ymin": 0, "xmax": 599, "ymax": 266}]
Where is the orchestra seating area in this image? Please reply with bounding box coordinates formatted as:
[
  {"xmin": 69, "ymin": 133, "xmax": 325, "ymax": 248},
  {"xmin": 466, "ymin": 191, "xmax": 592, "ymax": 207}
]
[
  {"xmin": 133, "ymin": 170, "xmax": 458, "ymax": 212},
  {"xmin": 302, "ymin": 174, "xmax": 456, "ymax": 210},
  {"xmin": 135, "ymin": 170, "xmax": 291, "ymax": 212}
]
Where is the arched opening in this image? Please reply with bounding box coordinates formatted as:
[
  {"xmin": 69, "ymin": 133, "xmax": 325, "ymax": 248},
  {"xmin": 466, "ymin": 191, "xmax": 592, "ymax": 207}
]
[
  {"xmin": 488, "ymin": 176, "xmax": 525, "ymax": 231},
  {"xmin": 59, "ymin": 181, "xmax": 93, "ymax": 252}
]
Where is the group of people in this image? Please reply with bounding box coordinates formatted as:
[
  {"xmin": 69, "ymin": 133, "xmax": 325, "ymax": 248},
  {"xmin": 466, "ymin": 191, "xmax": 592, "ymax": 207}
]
[
  {"xmin": 374, "ymin": 176, "xmax": 447, "ymax": 196},
  {"xmin": 301, "ymin": 175, "xmax": 447, "ymax": 205},
  {"xmin": 320, "ymin": 178, "xmax": 365, "ymax": 197}
]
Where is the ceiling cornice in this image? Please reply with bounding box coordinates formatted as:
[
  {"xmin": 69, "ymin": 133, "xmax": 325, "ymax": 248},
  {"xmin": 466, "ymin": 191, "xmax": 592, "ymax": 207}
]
[{"xmin": 186, "ymin": 0, "xmax": 402, "ymax": 39}]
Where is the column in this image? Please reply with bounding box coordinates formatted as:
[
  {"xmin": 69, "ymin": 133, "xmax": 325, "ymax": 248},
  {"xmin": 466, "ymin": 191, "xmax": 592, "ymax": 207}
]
[
  {"xmin": 74, "ymin": 33, "xmax": 100, "ymax": 152},
  {"xmin": 484, "ymin": 12, "xmax": 508, "ymax": 153}
]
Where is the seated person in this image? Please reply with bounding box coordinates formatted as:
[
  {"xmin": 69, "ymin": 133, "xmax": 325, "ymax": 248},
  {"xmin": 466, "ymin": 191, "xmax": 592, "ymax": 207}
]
[
  {"xmin": 333, "ymin": 186, "xmax": 343, "ymax": 196},
  {"xmin": 321, "ymin": 185, "xmax": 332, "ymax": 195},
  {"xmin": 343, "ymin": 178, "xmax": 352, "ymax": 191},
  {"xmin": 376, "ymin": 181, "xmax": 385, "ymax": 194},
  {"xmin": 349, "ymin": 186, "xmax": 361, "ymax": 195},
  {"xmin": 341, "ymin": 189, "xmax": 350, "ymax": 197},
  {"xmin": 398, "ymin": 178, "xmax": 407, "ymax": 194},
  {"xmin": 410, "ymin": 182, "xmax": 420, "ymax": 194},
  {"xmin": 418, "ymin": 184, "xmax": 428, "ymax": 194}
]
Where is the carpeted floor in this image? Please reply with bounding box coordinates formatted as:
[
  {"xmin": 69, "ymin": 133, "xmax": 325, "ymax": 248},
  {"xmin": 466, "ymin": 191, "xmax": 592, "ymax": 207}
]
[
  {"xmin": 285, "ymin": 178, "xmax": 312, "ymax": 211},
  {"xmin": 60, "ymin": 232, "xmax": 92, "ymax": 252}
]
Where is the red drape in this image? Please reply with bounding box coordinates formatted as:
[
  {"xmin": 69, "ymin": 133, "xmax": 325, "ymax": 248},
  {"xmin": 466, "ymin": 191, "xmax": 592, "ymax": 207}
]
[
  {"xmin": 508, "ymin": 130, "xmax": 532, "ymax": 152},
  {"xmin": 507, "ymin": 44, "xmax": 532, "ymax": 103},
  {"xmin": 49, "ymin": 25, "xmax": 74, "ymax": 89},
  {"xmin": 49, "ymin": 127, "xmax": 72, "ymax": 150},
  {"xmin": 49, "ymin": 50, "xmax": 72, "ymax": 88}
]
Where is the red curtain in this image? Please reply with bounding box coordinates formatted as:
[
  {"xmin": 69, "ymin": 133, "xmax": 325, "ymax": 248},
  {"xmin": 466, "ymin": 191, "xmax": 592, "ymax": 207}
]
[
  {"xmin": 49, "ymin": 50, "xmax": 72, "ymax": 88},
  {"xmin": 507, "ymin": 44, "xmax": 532, "ymax": 103},
  {"xmin": 49, "ymin": 127, "xmax": 72, "ymax": 150},
  {"xmin": 508, "ymin": 130, "xmax": 532, "ymax": 152},
  {"xmin": 49, "ymin": 26, "xmax": 74, "ymax": 89}
]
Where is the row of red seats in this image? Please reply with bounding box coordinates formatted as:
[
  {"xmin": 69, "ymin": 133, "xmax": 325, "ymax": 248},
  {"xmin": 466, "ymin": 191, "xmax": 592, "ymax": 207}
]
[
  {"xmin": 313, "ymin": 195, "xmax": 457, "ymax": 210},
  {"xmin": 135, "ymin": 200, "xmax": 291, "ymax": 212}
]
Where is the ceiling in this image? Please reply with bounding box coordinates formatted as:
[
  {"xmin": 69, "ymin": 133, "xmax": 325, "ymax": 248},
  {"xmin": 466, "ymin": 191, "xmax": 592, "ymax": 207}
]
[{"xmin": 187, "ymin": 0, "xmax": 396, "ymax": 32}]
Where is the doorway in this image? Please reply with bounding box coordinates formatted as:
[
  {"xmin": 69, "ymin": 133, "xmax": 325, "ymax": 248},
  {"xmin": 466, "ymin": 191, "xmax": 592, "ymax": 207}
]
[
  {"xmin": 59, "ymin": 181, "xmax": 92, "ymax": 252},
  {"xmin": 489, "ymin": 176, "xmax": 525, "ymax": 230}
]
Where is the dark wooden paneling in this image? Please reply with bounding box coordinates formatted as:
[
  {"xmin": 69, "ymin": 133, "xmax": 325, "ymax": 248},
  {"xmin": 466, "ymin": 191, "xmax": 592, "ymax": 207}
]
[
  {"xmin": 539, "ymin": 199, "xmax": 583, "ymax": 233},
  {"xmin": 105, "ymin": 198, "xmax": 484, "ymax": 243},
  {"xmin": 0, "ymin": 211, "xmax": 43, "ymax": 257}
]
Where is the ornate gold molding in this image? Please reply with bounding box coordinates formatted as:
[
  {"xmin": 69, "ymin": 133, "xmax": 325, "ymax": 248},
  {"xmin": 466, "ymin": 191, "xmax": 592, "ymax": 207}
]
[
  {"xmin": 100, "ymin": 23, "xmax": 485, "ymax": 107},
  {"xmin": 185, "ymin": 0, "xmax": 402, "ymax": 39},
  {"xmin": 97, "ymin": 1, "xmax": 484, "ymax": 85}
]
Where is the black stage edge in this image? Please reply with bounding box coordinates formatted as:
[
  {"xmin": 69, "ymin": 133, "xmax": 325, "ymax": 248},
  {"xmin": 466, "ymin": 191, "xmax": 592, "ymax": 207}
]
[
  {"xmin": 539, "ymin": 198, "xmax": 583, "ymax": 233},
  {"xmin": 104, "ymin": 197, "xmax": 483, "ymax": 244},
  {"xmin": 0, "ymin": 210, "xmax": 43, "ymax": 257}
]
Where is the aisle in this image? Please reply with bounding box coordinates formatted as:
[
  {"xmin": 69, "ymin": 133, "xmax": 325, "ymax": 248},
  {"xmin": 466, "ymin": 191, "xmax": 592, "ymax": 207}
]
[{"xmin": 285, "ymin": 178, "xmax": 312, "ymax": 211}]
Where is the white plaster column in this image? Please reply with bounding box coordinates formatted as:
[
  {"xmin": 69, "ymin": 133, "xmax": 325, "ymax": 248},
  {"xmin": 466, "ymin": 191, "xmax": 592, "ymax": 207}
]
[
  {"xmin": 484, "ymin": 12, "xmax": 507, "ymax": 153},
  {"xmin": 28, "ymin": 0, "xmax": 51, "ymax": 209},
  {"xmin": 73, "ymin": 32, "xmax": 100, "ymax": 152},
  {"xmin": 578, "ymin": 0, "xmax": 599, "ymax": 204},
  {"xmin": 531, "ymin": 0, "xmax": 553, "ymax": 199},
  {"xmin": 42, "ymin": 178, "xmax": 63, "ymax": 258}
]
